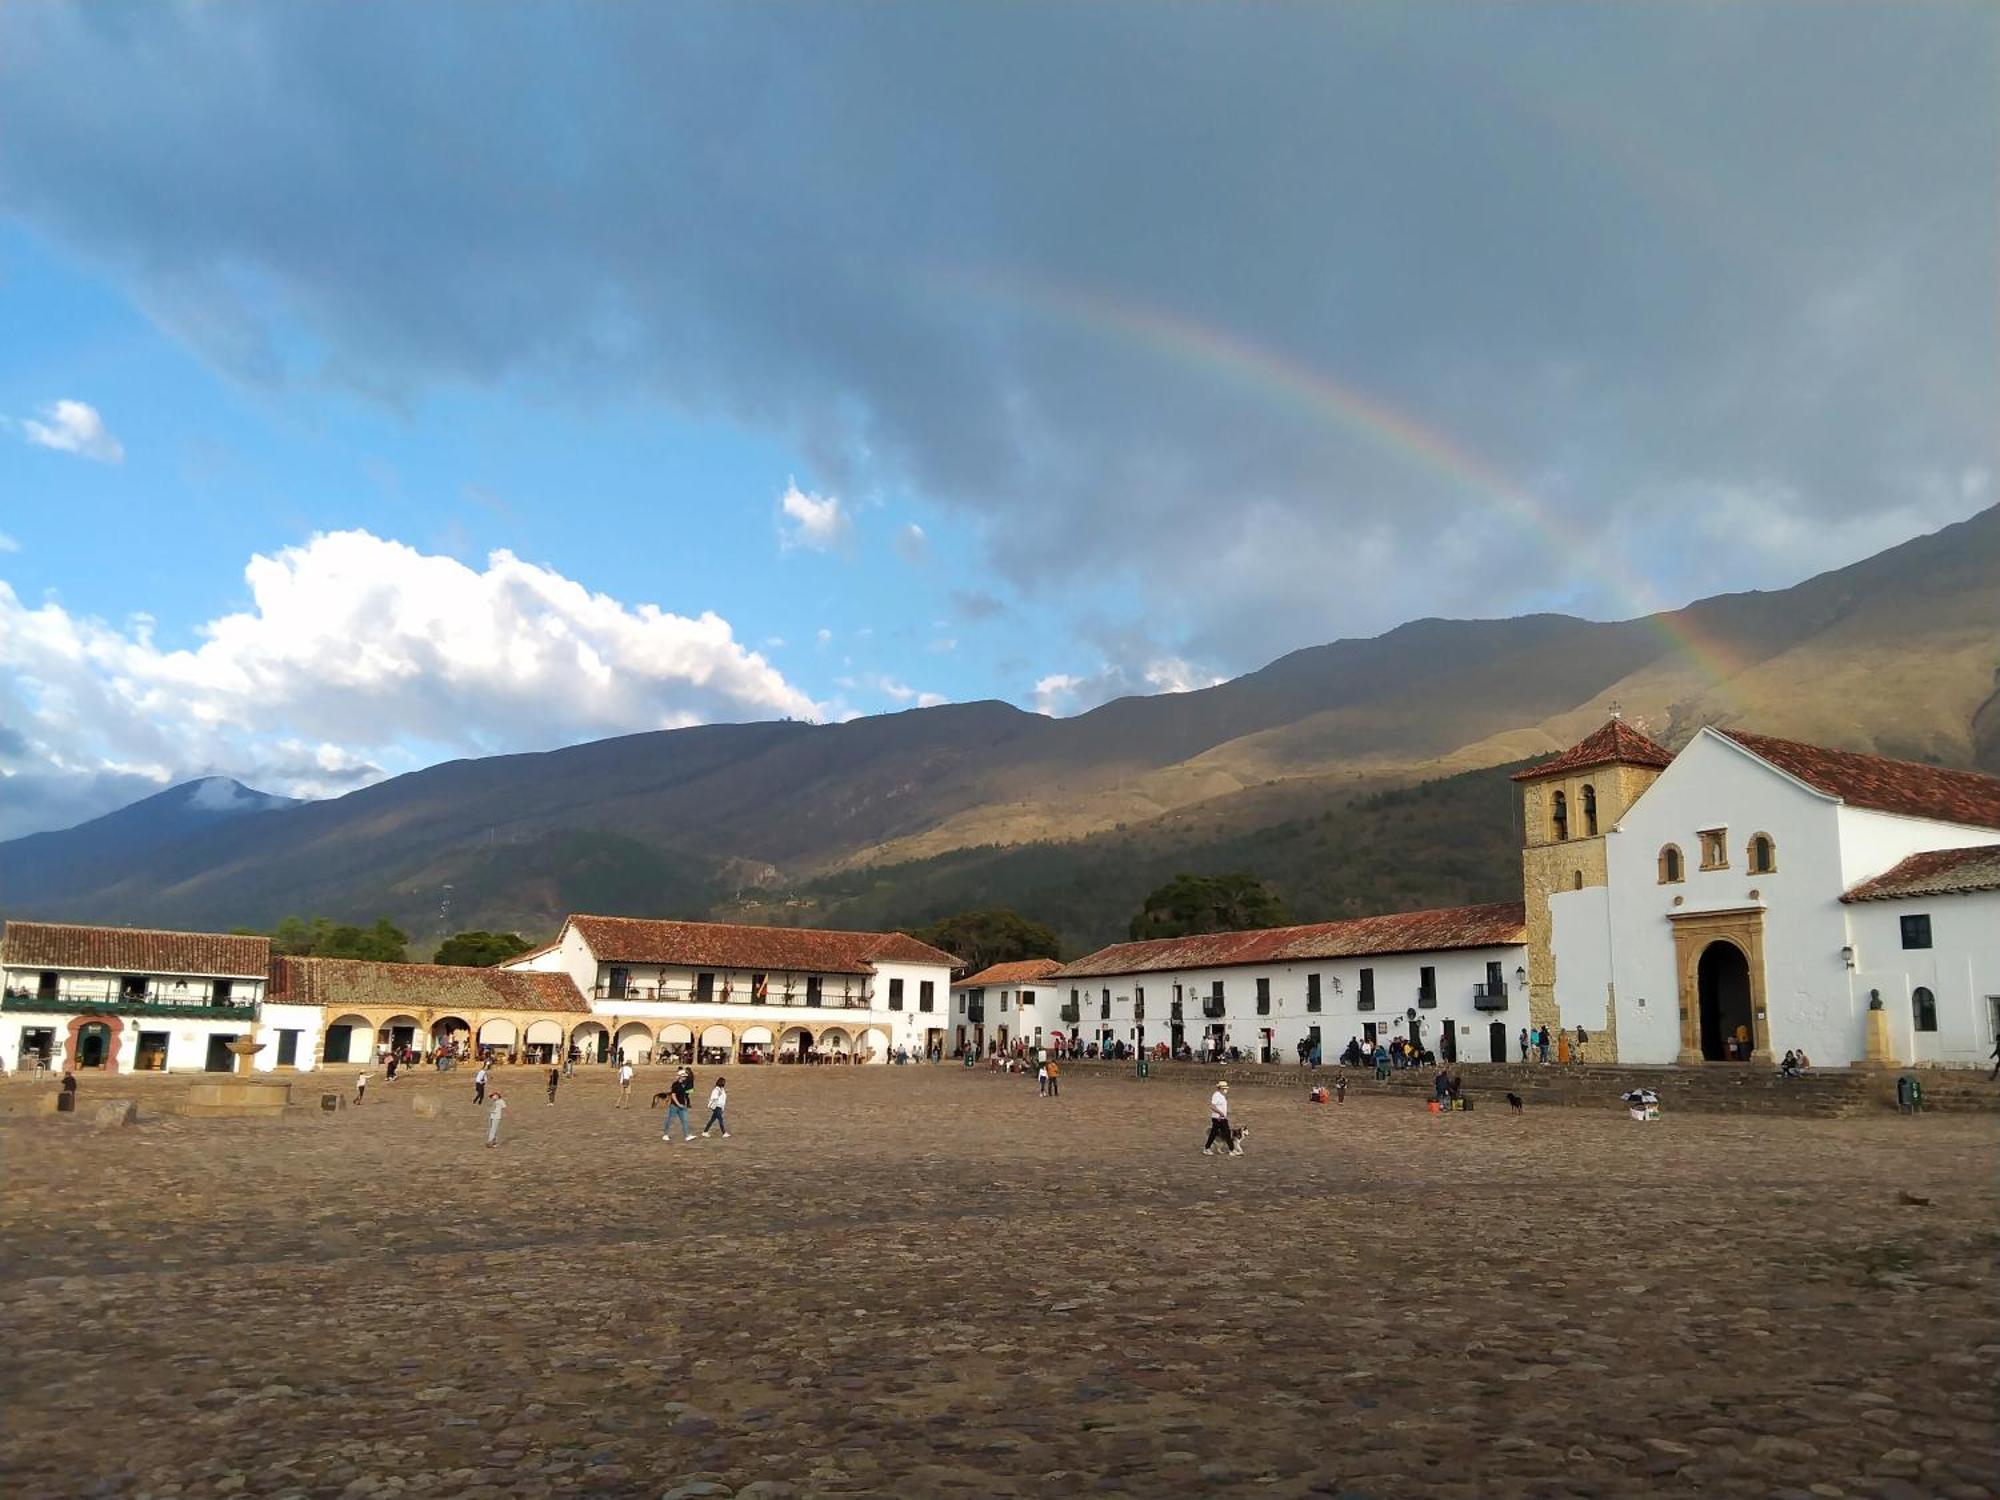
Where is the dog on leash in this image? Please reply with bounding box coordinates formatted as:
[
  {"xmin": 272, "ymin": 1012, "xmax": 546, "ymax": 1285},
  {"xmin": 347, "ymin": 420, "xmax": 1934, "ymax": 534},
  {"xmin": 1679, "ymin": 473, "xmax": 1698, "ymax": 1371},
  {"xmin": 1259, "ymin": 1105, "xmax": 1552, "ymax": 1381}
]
[
  {"xmin": 650, "ymin": 1090, "xmax": 675, "ymax": 1107},
  {"xmin": 1505, "ymin": 1092, "xmax": 1524, "ymax": 1113}
]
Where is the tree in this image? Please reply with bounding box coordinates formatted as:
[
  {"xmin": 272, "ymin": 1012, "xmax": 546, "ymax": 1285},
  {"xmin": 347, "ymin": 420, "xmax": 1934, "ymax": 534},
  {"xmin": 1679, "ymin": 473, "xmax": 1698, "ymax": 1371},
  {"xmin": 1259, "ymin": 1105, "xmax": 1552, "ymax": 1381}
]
[
  {"xmin": 1128, "ymin": 872, "xmax": 1288, "ymax": 941},
  {"xmin": 259, "ymin": 915, "xmax": 409, "ymax": 963},
  {"xmin": 908, "ymin": 908, "xmax": 1062, "ymax": 974},
  {"xmin": 433, "ymin": 930, "xmax": 535, "ymax": 967}
]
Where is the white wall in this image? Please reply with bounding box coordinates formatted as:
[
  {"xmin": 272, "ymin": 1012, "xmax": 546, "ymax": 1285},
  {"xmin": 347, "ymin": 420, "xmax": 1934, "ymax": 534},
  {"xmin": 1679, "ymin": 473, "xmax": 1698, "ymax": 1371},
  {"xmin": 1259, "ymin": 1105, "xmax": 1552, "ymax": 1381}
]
[
  {"xmin": 1600, "ymin": 728, "xmax": 2000, "ymax": 1066},
  {"xmin": 254, "ymin": 1002, "xmax": 326, "ymax": 1072},
  {"xmin": 1548, "ymin": 886, "xmax": 1612, "ymax": 1034},
  {"xmin": 1848, "ymin": 890, "xmax": 2000, "ymax": 1066}
]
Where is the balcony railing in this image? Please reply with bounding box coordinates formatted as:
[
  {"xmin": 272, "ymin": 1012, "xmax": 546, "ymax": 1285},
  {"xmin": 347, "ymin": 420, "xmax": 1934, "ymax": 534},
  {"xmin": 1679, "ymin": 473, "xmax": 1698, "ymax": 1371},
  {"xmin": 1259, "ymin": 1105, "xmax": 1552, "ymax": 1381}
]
[
  {"xmin": 1169, "ymin": 1002, "xmax": 1184, "ymax": 1022},
  {"xmin": 1416, "ymin": 988, "xmax": 1438, "ymax": 1010},
  {"xmin": 2, "ymin": 992, "xmax": 257, "ymax": 1021},
  {"xmin": 1059, "ymin": 1004, "xmax": 1081, "ymax": 1024},
  {"xmin": 1473, "ymin": 982, "xmax": 1509, "ymax": 1012},
  {"xmin": 966, "ymin": 1004, "xmax": 986, "ymax": 1024},
  {"xmin": 592, "ymin": 984, "xmax": 871, "ymax": 1008},
  {"xmin": 1201, "ymin": 999, "xmax": 1225, "ymax": 1019},
  {"xmin": 1357, "ymin": 994, "xmax": 1375, "ymax": 1011}
]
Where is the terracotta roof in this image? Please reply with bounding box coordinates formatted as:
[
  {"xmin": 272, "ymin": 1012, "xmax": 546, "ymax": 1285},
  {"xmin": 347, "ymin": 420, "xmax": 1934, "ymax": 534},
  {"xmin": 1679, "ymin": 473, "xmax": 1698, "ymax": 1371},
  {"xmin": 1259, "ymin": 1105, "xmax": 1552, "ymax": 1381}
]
[
  {"xmin": 1841, "ymin": 844, "xmax": 2000, "ymax": 903},
  {"xmin": 1512, "ymin": 719, "xmax": 1675, "ymax": 781},
  {"xmin": 564, "ymin": 915, "xmax": 957, "ymax": 974},
  {"xmin": 1, "ymin": 921, "xmax": 270, "ymax": 979},
  {"xmin": 1720, "ymin": 731, "xmax": 2000, "ymax": 831},
  {"xmin": 1053, "ymin": 901, "xmax": 1527, "ymax": 980},
  {"xmin": 954, "ymin": 958, "xmax": 1065, "ymax": 989},
  {"xmin": 268, "ymin": 957, "xmax": 590, "ymax": 1013}
]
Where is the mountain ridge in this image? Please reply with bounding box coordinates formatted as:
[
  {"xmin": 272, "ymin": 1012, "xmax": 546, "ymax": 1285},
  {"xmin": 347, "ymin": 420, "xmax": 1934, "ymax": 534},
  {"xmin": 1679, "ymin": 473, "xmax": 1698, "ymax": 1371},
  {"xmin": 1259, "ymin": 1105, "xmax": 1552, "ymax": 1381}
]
[{"xmin": 3, "ymin": 504, "xmax": 1994, "ymax": 946}]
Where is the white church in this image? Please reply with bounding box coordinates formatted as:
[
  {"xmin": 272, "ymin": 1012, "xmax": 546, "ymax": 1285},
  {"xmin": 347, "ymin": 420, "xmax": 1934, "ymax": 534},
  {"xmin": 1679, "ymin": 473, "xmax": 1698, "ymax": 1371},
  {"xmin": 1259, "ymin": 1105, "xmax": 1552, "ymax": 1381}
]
[{"xmin": 1523, "ymin": 719, "xmax": 2000, "ymax": 1069}]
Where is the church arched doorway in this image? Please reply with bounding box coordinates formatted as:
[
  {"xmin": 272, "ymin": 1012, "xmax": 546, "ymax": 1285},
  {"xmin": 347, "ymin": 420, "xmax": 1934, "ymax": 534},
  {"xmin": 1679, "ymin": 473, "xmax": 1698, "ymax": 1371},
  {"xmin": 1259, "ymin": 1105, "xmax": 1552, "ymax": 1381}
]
[{"xmin": 1698, "ymin": 941, "xmax": 1754, "ymax": 1061}]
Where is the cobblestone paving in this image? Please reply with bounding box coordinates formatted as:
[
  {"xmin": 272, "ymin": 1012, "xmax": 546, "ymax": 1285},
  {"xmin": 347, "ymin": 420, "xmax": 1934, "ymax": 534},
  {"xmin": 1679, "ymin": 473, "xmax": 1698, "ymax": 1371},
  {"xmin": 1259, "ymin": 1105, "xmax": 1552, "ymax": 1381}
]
[{"xmin": 2, "ymin": 1067, "xmax": 1995, "ymax": 1500}]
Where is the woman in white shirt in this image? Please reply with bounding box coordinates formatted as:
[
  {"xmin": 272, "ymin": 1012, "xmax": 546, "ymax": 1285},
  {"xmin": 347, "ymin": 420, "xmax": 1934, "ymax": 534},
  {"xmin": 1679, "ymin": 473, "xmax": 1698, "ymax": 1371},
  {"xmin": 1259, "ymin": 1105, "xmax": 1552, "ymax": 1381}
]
[{"xmin": 701, "ymin": 1077, "xmax": 729, "ymax": 1138}]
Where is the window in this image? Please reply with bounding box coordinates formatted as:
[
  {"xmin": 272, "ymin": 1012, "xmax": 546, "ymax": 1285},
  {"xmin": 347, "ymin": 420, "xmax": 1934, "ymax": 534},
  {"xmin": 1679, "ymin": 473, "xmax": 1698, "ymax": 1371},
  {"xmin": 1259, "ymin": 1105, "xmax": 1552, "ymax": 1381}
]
[
  {"xmin": 1900, "ymin": 914, "xmax": 1932, "ymax": 951},
  {"xmin": 1256, "ymin": 977, "xmax": 1271, "ymax": 1015},
  {"xmin": 1134, "ymin": 986, "xmax": 1145, "ymax": 1022},
  {"xmin": 1658, "ymin": 845, "xmax": 1684, "ymax": 883},
  {"xmin": 919, "ymin": 979, "xmax": 934, "ymax": 1012},
  {"xmin": 889, "ymin": 978, "xmax": 905, "ymax": 1011},
  {"xmin": 1747, "ymin": 834, "xmax": 1775, "ymax": 874},
  {"xmin": 214, "ymin": 979, "xmax": 234, "ymax": 1006},
  {"xmin": 37, "ymin": 970, "xmax": 58, "ymax": 999},
  {"xmin": 1100, "ymin": 987, "xmax": 1111, "ymax": 1020},
  {"xmin": 120, "ymin": 974, "xmax": 148, "ymax": 1001},
  {"xmin": 1306, "ymin": 973, "xmax": 1322, "ymax": 1013},
  {"xmin": 1357, "ymin": 967, "xmax": 1375, "ymax": 1011},
  {"xmin": 806, "ymin": 975, "xmax": 822, "ymax": 1005},
  {"xmin": 750, "ymin": 972, "xmax": 768, "ymax": 1004},
  {"xmin": 1912, "ymin": 986, "xmax": 1937, "ymax": 1032},
  {"xmin": 1417, "ymin": 965, "xmax": 1437, "ymax": 1007},
  {"xmin": 1581, "ymin": 784, "xmax": 1598, "ymax": 836},
  {"xmin": 276, "ymin": 1030, "xmax": 300, "ymax": 1067},
  {"xmin": 999, "ymin": 992, "xmax": 1008, "ymax": 1013},
  {"xmin": 695, "ymin": 972, "xmax": 715, "ymax": 1003},
  {"xmin": 1573, "ymin": 871, "xmax": 1584, "ymax": 890},
  {"xmin": 1550, "ymin": 790, "xmax": 1569, "ymax": 842},
  {"xmin": 1698, "ymin": 829, "xmax": 1728, "ymax": 869}
]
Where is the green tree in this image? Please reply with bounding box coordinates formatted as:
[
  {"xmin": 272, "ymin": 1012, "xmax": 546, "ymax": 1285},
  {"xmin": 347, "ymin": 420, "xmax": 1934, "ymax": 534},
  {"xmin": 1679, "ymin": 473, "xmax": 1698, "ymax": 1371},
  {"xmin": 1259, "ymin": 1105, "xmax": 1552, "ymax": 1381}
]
[
  {"xmin": 433, "ymin": 930, "xmax": 535, "ymax": 967},
  {"xmin": 908, "ymin": 908, "xmax": 1062, "ymax": 973},
  {"xmin": 257, "ymin": 914, "xmax": 409, "ymax": 963},
  {"xmin": 1128, "ymin": 872, "xmax": 1288, "ymax": 941}
]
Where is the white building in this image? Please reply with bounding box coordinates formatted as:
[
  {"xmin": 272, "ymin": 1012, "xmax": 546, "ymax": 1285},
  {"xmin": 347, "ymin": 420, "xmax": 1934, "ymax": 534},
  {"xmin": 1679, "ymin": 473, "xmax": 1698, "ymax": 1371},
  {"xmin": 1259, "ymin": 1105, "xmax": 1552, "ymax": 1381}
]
[
  {"xmin": 1, "ymin": 921, "xmax": 274, "ymax": 1074},
  {"xmin": 506, "ymin": 913, "xmax": 958, "ymax": 1063},
  {"xmin": 1537, "ymin": 724, "xmax": 2000, "ymax": 1067},
  {"xmin": 1049, "ymin": 904, "xmax": 1529, "ymax": 1065},
  {"xmin": 948, "ymin": 958, "xmax": 1064, "ymax": 1055}
]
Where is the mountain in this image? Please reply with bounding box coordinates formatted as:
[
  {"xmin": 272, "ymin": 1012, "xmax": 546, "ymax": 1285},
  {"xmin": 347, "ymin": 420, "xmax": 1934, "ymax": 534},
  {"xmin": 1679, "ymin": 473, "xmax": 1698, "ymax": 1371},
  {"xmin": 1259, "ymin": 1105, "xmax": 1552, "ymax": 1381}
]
[{"xmin": 3, "ymin": 505, "xmax": 1996, "ymax": 949}]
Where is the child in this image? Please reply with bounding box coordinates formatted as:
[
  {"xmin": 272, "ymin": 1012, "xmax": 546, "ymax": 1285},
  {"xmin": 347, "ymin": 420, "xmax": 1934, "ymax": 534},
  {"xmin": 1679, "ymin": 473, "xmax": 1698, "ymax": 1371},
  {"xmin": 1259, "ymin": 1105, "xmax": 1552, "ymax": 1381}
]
[
  {"xmin": 486, "ymin": 1090, "xmax": 508, "ymax": 1147},
  {"xmin": 355, "ymin": 1070, "xmax": 370, "ymax": 1106},
  {"xmin": 702, "ymin": 1076, "xmax": 729, "ymax": 1138}
]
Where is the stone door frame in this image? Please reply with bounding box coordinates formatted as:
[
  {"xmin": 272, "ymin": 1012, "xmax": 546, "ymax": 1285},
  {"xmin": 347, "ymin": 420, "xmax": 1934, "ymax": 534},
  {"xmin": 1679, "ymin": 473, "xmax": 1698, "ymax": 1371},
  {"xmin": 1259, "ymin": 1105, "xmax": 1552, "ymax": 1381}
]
[{"xmin": 1669, "ymin": 907, "xmax": 1770, "ymax": 1065}]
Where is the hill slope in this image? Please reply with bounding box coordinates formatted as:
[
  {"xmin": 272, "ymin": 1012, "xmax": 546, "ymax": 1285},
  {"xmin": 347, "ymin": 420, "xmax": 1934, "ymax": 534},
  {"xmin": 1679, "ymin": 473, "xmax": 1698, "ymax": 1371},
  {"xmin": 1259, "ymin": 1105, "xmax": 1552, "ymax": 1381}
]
[{"xmin": 3, "ymin": 505, "xmax": 1994, "ymax": 945}]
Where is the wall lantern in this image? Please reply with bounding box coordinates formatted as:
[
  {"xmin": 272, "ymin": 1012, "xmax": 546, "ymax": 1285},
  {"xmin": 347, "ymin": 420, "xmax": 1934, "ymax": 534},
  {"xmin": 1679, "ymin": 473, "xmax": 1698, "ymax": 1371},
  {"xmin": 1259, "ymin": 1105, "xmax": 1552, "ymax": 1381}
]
[
  {"xmin": 1840, "ymin": 945, "xmax": 1855, "ymax": 970},
  {"xmin": 1331, "ymin": 976, "xmax": 1343, "ymax": 994},
  {"xmin": 1515, "ymin": 965, "xmax": 1527, "ymax": 987}
]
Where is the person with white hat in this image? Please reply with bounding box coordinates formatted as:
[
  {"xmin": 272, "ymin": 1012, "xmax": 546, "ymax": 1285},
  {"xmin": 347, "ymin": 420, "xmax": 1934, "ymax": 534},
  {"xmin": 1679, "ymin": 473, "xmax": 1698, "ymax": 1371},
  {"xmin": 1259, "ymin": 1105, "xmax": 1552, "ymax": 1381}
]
[{"xmin": 1203, "ymin": 1079, "xmax": 1237, "ymax": 1155}]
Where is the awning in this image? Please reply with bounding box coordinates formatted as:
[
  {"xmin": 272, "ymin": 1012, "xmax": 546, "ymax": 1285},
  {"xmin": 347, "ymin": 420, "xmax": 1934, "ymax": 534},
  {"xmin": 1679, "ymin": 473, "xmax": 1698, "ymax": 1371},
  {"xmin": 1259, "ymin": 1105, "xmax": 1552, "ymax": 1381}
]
[
  {"xmin": 660, "ymin": 1023, "xmax": 693, "ymax": 1044},
  {"xmin": 478, "ymin": 1018, "xmax": 517, "ymax": 1045},
  {"xmin": 700, "ymin": 1024, "xmax": 734, "ymax": 1047},
  {"xmin": 525, "ymin": 1019, "xmax": 563, "ymax": 1045},
  {"xmin": 739, "ymin": 1026, "xmax": 773, "ymax": 1045}
]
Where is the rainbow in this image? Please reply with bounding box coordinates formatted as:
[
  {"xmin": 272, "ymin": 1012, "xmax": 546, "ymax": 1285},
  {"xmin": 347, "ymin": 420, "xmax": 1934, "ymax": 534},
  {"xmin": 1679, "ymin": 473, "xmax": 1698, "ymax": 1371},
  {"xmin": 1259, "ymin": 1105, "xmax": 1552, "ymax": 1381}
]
[{"xmin": 926, "ymin": 265, "xmax": 1755, "ymax": 693}]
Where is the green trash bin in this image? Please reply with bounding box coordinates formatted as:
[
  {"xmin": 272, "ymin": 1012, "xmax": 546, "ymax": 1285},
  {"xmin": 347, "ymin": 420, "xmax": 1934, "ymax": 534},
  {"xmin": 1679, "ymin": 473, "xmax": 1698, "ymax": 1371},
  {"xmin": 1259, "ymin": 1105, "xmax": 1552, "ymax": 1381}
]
[{"xmin": 1135, "ymin": 1056, "xmax": 1150, "ymax": 1079}]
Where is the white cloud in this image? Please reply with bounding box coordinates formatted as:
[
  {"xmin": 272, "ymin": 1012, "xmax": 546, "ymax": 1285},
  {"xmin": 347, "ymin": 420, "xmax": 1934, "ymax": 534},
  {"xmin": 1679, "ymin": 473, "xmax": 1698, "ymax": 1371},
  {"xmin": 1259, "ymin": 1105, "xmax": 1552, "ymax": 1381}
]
[
  {"xmin": 0, "ymin": 532, "xmax": 18, "ymax": 554},
  {"xmin": 835, "ymin": 672, "xmax": 948, "ymax": 710},
  {"xmin": 18, "ymin": 399, "xmax": 124, "ymax": 463},
  {"xmin": 777, "ymin": 482, "xmax": 852, "ymax": 552},
  {"xmin": 0, "ymin": 528, "xmax": 822, "ymax": 835},
  {"xmin": 814, "ymin": 627, "xmax": 833, "ymax": 648},
  {"xmin": 1034, "ymin": 656, "xmax": 1226, "ymax": 716},
  {"xmin": 893, "ymin": 523, "xmax": 928, "ymax": 563}
]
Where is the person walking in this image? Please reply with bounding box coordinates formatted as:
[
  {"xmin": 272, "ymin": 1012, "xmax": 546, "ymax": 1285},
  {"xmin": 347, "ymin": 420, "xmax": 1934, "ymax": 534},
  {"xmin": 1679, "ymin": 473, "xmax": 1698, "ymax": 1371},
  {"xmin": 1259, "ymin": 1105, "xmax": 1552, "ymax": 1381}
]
[
  {"xmin": 546, "ymin": 1065, "xmax": 561, "ymax": 1105},
  {"xmin": 472, "ymin": 1064, "xmax": 488, "ymax": 1106},
  {"xmin": 618, "ymin": 1060, "xmax": 635, "ymax": 1108},
  {"xmin": 485, "ymin": 1090, "xmax": 508, "ymax": 1148},
  {"xmin": 1045, "ymin": 1058, "xmax": 1060, "ymax": 1098},
  {"xmin": 701, "ymin": 1076, "xmax": 729, "ymax": 1138},
  {"xmin": 1574, "ymin": 1024, "xmax": 1588, "ymax": 1064},
  {"xmin": 386, "ymin": 1053, "xmax": 399, "ymax": 1084},
  {"xmin": 1203, "ymin": 1080, "xmax": 1236, "ymax": 1156},
  {"xmin": 1518, "ymin": 1027, "xmax": 1530, "ymax": 1062},
  {"xmin": 662, "ymin": 1070, "xmax": 695, "ymax": 1142},
  {"xmin": 355, "ymin": 1070, "xmax": 370, "ymax": 1106},
  {"xmin": 1037, "ymin": 1060, "xmax": 1049, "ymax": 1097}
]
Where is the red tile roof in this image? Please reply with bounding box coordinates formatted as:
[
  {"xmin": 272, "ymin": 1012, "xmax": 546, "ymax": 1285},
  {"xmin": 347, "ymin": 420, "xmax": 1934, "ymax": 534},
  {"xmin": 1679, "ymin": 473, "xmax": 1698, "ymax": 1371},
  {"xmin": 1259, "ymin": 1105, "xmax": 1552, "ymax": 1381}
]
[
  {"xmin": 1841, "ymin": 844, "xmax": 2000, "ymax": 903},
  {"xmin": 564, "ymin": 915, "xmax": 957, "ymax": 975},
  {"xmin": 1, "ymin": 921, "xmax": 270, "ymax": 979},
  {"xmin": 269, "ymin": 956, "xmax": 590, "ymax": 1013},
  {"xmin": 1721, "ymin": 731, "xmax": 2000, "ymax": 831},
  {"xmin": 1512, "ymin": 719, "xmax": 1675, "ymax": 781},
  {"xmin": 954, "ymin": 958, "xmax": 1065, "ymax": 989},
  {"xmin": 1053, "ymin": 901, "xmax": 1526, "ymax": 979}
]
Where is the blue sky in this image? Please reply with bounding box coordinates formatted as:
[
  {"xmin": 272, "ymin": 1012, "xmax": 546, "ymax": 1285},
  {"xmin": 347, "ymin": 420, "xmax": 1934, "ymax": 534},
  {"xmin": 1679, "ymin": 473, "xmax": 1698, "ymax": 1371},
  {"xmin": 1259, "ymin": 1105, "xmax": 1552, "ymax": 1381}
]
[{"xmin": 1, "ymin": 4, "xmax": 1993, "ymax": 837}]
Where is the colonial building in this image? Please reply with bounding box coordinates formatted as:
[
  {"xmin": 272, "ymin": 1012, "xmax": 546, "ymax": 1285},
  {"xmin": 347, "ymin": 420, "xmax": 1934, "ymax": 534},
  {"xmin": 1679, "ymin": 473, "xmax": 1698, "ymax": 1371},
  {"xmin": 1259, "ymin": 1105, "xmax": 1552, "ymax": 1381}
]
[
  {"xmin": 505, "ymin": 914, "xmax": 958, "ymax": 1063},
  {"xmin": 267, "ymin": 957, "xmax": 591, "ymax": 1069},
  {"xmin": 948, "ymin": 958, "xmax": 1064, "ymax": 1055},
  {"xmin": 1050, "ymin": 904, "xmax": 1529, "ymax": 1064},
  {"xmin": 1529, "ymin": 720, "xmax": 2000, "ymax": 1067},
  {"xmin": 1, "ymin": 921, "xmax": 276, "ymax": 1074}
]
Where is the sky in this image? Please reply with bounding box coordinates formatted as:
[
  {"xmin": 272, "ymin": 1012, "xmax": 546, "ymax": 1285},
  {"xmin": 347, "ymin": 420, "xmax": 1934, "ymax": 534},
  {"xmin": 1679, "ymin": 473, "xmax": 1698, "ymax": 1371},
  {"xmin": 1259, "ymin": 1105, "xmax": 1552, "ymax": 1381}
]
[{"xmin": 1, "ymin": 3, "xmax": 1994, "ymax": 838}]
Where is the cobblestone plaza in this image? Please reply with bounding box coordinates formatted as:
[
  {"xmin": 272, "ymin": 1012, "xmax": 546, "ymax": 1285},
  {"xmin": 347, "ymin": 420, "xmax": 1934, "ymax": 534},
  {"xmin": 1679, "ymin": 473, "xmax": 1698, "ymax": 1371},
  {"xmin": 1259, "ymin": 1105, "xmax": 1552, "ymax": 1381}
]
[{"xmin": 2, "ymin": 1068, "xmax": 1995, "ymax": 1500}]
